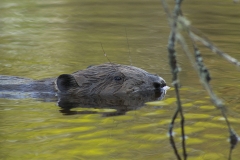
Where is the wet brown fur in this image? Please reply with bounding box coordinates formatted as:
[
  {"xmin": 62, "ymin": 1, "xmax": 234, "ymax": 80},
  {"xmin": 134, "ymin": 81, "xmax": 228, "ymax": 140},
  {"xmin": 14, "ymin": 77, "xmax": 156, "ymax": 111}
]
[{"xmin": 56, "ymin": 63, "xmax": 166, "ymax": 96}]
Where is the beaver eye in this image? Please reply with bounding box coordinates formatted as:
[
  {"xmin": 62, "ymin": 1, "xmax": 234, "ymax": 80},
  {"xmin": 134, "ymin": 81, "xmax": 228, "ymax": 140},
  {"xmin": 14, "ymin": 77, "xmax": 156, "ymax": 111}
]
[{"xmin": 114, "ymin": 76, "xmax": 122, "ymax": 81}]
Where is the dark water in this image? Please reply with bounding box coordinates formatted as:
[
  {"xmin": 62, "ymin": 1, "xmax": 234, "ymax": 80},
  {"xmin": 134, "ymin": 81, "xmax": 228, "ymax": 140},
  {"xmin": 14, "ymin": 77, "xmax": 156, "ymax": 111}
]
[{"xmin": 0, "ymin": 0, "xmax": 240, "ymax": 159}]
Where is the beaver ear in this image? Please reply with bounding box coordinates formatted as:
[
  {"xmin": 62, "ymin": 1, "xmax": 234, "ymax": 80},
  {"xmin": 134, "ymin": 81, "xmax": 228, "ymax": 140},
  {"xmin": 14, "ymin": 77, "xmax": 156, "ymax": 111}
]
[{"xmin": 56, "ymin": 74, "xmax": 79, "ymax": 92}]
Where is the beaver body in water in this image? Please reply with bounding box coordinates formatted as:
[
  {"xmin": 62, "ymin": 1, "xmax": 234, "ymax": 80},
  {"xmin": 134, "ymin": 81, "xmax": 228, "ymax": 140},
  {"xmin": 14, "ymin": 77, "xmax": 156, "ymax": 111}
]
[
  {"xmin": 0, "ymin": 63, "xmax": 167, "ymax": 99},
  {"xmin": 0, "ymin": 63, "xmax": 168, "ymax": 116}
]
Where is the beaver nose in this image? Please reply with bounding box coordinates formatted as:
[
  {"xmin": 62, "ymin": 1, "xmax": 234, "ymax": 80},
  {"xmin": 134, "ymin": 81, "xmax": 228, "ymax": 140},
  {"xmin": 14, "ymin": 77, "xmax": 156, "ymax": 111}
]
[{"xmin": 153, "ymin": 80, "xmax": 166, "ymax": 89}]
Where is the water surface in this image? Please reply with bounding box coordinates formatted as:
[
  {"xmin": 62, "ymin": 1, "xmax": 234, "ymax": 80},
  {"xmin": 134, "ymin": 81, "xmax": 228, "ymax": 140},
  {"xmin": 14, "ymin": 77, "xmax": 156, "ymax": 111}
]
[{"xmin": 0, "ymin": 0, "xmax": 240, "ymax": 159}]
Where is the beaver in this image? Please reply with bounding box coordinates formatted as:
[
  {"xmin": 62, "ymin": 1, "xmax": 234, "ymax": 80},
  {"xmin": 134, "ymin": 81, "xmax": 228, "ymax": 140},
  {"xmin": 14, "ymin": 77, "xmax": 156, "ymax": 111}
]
[
  {"xmin": 57, "ymin": 63, "xmax": 167, "ymax": 96},
  {"xmin": 0, "ymin": 63, "xmax": 168, "ymax": 100},
  {"xmin": 0, "ymin": 63, "xmax": 168, "ymax": 116}
]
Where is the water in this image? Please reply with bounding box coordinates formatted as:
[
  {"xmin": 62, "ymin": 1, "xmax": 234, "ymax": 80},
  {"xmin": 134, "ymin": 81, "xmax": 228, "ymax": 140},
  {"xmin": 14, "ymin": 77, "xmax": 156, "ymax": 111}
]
[{"xmin": 0, "ymin": 0, "xmax": 240, "ymax": 159}]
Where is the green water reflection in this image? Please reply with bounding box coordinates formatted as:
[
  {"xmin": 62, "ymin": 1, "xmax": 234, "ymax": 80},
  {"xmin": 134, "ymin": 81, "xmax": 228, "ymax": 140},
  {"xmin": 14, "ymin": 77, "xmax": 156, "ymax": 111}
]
[{"xmin": 1, "ymin": 0, "xmax": 240, "ymax": 159}]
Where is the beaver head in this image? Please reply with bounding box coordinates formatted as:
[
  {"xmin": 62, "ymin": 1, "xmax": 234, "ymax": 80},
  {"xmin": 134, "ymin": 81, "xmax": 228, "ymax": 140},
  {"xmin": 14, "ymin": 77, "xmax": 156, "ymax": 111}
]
[{"xmin": 56, "ymin": 63, "xmax": 167, "ymax": 96}]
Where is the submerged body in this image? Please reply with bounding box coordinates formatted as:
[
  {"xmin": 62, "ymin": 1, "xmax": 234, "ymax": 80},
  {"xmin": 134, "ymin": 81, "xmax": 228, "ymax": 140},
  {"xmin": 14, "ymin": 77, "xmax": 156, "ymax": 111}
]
[
  {"xmin": 0, "ymin": 76, "xmax": 56, "ymax": 99},
  {"xmin": 0, "ymin": 63, "xmax": 167, "ymax": 100}
]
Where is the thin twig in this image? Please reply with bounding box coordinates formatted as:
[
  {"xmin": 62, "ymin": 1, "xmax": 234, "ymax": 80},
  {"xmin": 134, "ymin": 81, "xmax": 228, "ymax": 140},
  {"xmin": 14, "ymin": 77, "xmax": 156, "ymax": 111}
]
[
  {"xmin": 177, "ymin": 17, "xmax": 240, "ymax": 67},
  {"xmin": 125, "ymin": 27, "xmax": 132, "ymax": 66},
  {"xmin": 176, "ymin": 32, "xmax": 238, "ymax": 159},
  {"xmin": 100, "ymin": 43, "xmax": 118, "ymax": 71},
  {"xmin": 162, "ymin": 0, "xmax": 240, "ymax": 159},
  {"xmin": 162, "ymin": 0, "xmax": 187, "ymax": 159}
]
